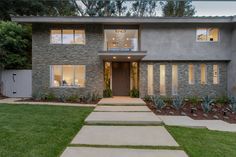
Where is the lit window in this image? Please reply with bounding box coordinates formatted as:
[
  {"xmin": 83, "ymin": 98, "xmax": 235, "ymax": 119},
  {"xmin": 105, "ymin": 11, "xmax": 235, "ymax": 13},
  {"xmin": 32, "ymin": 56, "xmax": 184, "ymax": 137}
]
[
  {"xmin": 201, "ymin": 64, "xmax": 207, "ymax": 84},
  {"xmin": 189, "ymin": 64, "xmax": 195, "ymax": 85},
  {"xmin": 50, "ymin": 29, "xmax": 85, "ymax": 44},
  {"xmin": 62, "ymin": 30, "xmax": 74, "ymax": 44},
  {"xmin": 147, "ymin": 65, "xmax": 153, "ymax": 95},
  {"xmin": 213, "ymin": 65, "xmax": 219, "ymax": 84},
  {"xmin": 51, "ymin": 65, "xmax": 85, "ymax": 87},
  {"xmin": 172, "ymin": 65, "xmax": 178, "ymax": 95},
  {"xmin": 50, "ymin": 30, "xmax": 62, "ymax": 44},
  {"xmin": 75, "ymin": 30, "xmax": 86, "ymax": 44},
  {"xmin": 197, "ymin": 28, "xmax": 219, "ymax": 42},
  {"xmin": 160, "ymin": 65, "xmax": 166, "ymax": 95}
]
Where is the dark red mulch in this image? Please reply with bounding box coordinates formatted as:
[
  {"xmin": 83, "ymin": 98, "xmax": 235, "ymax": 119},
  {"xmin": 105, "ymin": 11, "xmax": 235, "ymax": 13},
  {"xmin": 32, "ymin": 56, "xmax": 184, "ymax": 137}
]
[
  {"xmin": 146, "ymin": 101, "xmax": 236, "ymax": 124},
  {"xmin": 17, "ymin": 98, "xmax": 100, "ymax": 104}
]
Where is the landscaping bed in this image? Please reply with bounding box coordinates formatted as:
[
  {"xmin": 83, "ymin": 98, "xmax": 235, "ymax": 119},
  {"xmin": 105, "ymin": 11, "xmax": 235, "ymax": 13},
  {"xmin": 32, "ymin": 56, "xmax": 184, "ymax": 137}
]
[
  {"xmin": 18, "ymin": 98, "xmax": 100, "ymax": 104},
  {"xmin": 145, "ymin": 96, "xmax": 236, "ymax": 123}
]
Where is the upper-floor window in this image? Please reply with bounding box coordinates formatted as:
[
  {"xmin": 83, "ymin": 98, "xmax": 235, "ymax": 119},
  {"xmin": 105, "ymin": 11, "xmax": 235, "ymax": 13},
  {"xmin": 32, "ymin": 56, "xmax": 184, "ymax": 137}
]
[
  {"xmin": 196, "ymin": 28, "xmax": 219, "ymax": 42},
  {"xmin": 50, "ymin": 29, "xmax": 85, "ymax": 44},
  {"xmin": 104, "ymin": 29, "xmax": 138, "ymax": 51}
]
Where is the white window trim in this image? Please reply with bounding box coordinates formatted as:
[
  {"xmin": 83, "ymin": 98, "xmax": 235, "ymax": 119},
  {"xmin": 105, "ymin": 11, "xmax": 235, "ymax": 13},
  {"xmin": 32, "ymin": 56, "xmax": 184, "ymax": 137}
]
[
  {"xmin": 50, "ymin": 65, "xmax": 86, "ymax": 88},
  {"xmin": 196, "ymin": 28, "xmax": 220, "ymax": 43},
  {"xmin": 50, "ymin": 29, "xmax": 86, "ymax": 45}
]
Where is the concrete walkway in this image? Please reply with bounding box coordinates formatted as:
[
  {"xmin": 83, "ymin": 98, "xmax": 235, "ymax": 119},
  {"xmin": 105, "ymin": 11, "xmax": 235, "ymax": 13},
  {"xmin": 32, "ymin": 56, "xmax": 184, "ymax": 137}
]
[
  {"xmin": 0, "ymin": 98, "xmax": 95, "ymax": 107},
  {"xmin": 98, "ymin": 96, "xmax": 146, "ymax": 105},
  {"xmin": 60, "ymin": 97, "xmax": 188, "ymax": 157}
]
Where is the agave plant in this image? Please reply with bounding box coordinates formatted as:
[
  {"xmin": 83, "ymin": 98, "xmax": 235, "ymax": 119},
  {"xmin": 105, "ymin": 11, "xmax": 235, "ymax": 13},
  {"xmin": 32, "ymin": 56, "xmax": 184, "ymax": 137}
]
[
  {"xmin": 172, "ymin": 96, "xmax": 184, "ymax": 110},
  {"xmin": 152, "ymin": 96, "xmax": 166, "ymax": 110},
  {"xmin": 229, "ymin": 96, "xmax": 236, "ymax": 112},
  {"xmin": 201, "ymin": 96, "xmax": 214, "ymax": 113}
]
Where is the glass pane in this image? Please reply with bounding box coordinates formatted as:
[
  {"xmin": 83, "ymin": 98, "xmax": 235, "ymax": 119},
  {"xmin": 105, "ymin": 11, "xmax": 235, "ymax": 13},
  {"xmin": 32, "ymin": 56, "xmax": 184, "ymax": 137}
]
[
  {"xmin": 104, "ymin": 62, "xmax": 111, "ymax": 89},
  {"xmin": 75, "ymin": 65, "xmax": 85, "ymax": 87},
  {"xmin": 131, "ymin": 62, "xmax": 138, "ymax": 89},
  {"xmin": 208, "ymin": 28, "xmax": 219, "ymax": 41},
  {"xmin": 52, "ymin": 65, "xmax": 62, "ymax": 87},
  {"xmin": 104, "ymin": 29, "xmax": 138, "ymax": 51},
  {"xmin": 147, "ymin": 65, "xmax": 153, "ymax": 95},
  {"xmin": 51, "ymin": 30, "xmax": 62, "ymax": 44},
  {"xmin": 62, "ymin": 65, "xmax": 74, "ymax": 86},
  {"xmin": 172, "ymin": 65, "xmax": 178, "ymax": 95},
  {"xmin": 62, "ymin": 30, "xmax": 74, "ymax": 44},
  {"xmin": 189, "ymin": 64, "xmax": 195, "ymax": 85},
  {"xmin": 160, "ymin": 65, "xmax": 166, "ymax": 95},
  {"xmin": 213, "ymin": 65, "xmax": 219, "ymax": 84},
  {"xmin": 197, "ymin": 29, "xmax": 207, "ymax": 41},
  {"xmin": 74, "ymin": 30, "xmax": 85, "ymax": 44},
  {"xmin": 201, "ymin": 64, "xmax": 207, "ymax": 84}
]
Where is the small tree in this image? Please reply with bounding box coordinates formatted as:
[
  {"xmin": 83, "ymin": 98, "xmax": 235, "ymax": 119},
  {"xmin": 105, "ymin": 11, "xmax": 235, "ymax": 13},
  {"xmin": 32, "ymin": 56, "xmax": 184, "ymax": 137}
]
[{"xmin": 0, "ymin": 21, "xmax": 31, "ymax": 69}]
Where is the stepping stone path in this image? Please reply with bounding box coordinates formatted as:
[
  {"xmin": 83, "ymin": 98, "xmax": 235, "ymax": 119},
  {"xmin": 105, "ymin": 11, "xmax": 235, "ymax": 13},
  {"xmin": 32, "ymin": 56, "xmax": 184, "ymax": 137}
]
[{"xmin": 61, "ymin": 97, "xmax": 188, "ymax": 157}]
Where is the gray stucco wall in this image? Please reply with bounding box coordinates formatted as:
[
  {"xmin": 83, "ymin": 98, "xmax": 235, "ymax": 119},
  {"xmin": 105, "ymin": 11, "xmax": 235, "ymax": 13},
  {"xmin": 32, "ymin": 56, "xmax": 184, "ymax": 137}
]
[
  {"xmin": 139, "ymin": 61, "xmax": 228, "ymax": 98},
  {"xmin": 228, "ymin": 24, "xmax": 236, "ymax": 96},
  {"xmin": 32, "ymin": 24, "xmax": 104, "ymax": 97},
  {"xmin": 140, "ymin": 23, "xmax": 232, "ymax": 61}
]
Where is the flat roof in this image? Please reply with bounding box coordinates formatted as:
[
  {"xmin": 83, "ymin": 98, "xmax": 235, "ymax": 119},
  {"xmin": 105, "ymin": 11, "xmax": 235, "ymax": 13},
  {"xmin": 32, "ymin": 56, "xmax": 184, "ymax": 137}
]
[{"xmin": 11, "ymin": 16, "xmax": 236, "ymax": 24}]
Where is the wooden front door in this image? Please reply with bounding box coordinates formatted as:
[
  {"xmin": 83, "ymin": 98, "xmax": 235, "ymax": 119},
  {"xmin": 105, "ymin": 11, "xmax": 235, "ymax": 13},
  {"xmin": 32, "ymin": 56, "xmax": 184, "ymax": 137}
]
[{"xmin": 112, "ymin": 62, "xmax": 130, "ymax": 96}]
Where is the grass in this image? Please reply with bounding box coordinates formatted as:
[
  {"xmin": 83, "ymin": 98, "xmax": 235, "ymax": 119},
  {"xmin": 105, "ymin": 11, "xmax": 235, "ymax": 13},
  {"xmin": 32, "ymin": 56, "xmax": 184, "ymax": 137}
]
[
  {"xmin": 0, "ymin": 103, "xmax": 93, "ymax": 157},
  {"xmin": 167, "ymin": 126, "xmax": 236, "ymax": 157}
]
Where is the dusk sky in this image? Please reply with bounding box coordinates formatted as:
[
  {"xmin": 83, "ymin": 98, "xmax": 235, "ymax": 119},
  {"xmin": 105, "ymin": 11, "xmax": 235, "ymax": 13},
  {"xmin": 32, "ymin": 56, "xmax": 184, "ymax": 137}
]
[{"xmin": 193, "ymin": 1, "xmax": 236, "ymax": 16}]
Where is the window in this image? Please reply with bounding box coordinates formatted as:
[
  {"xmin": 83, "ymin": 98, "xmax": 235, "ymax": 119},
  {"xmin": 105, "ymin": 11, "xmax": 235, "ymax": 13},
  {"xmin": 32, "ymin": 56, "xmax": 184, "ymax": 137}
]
[
  {"xmin": 104, "ymin": 29, "xmax": 138, "ymax": 51},
  {"xmin": 147, "ymin": 65, "xmax": 153, "ymax": 95},
  {"xmin": 172, "ymin": 65, "xmax": 178, "ymax": 95},
  {"xmin": 50, "ymin": 29, "xmax": 85, "ymax": 44},
  {"xmin": 196, "ymin": 28, "xmax": 219, "ymax": 42},
  {"xmin": 50, "ymin": 65, "xmax": 85, "ymax": 87},
  {"xmin": 200, "ymin": 64, "xmax": 207, "ymax": 84},
  {"xmin": 213, "ymin": 65, "xmax": 219, "ymax": 84},
  {"xmin": 160, "ymin": 65, "xmax": 166, "ymax": 95},
  {"xmin": 189, "ymin": 64, "xmax": 195, "ymax": 85}
]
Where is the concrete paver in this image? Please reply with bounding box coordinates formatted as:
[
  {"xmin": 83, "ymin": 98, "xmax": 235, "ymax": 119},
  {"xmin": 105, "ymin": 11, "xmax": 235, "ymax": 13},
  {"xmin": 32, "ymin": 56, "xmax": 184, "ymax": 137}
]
[
  {"xmin": 71, "ymin": 125, "xmax": 179, "ymax": 146},
  {"xmin": 61, "ymin": 147, "xmax": 188, "ymax": 157},
  {"xmin": 85, "ymin": 112, "xmax": 162, "ymax": 125},
  {"xmin": 94, "ymin": 105, "xmax": 151, "ymax": 112},
  {"xmin": 98, "ymin": 96, "xmax": 146, "ymax": 105}
]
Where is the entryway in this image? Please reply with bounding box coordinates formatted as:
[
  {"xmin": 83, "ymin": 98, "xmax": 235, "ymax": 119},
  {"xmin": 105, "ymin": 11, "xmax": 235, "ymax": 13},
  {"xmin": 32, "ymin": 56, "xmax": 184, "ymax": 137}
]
[{"xmin": 112, "ymin": 62, "xmax": 130, "ymax": 96}]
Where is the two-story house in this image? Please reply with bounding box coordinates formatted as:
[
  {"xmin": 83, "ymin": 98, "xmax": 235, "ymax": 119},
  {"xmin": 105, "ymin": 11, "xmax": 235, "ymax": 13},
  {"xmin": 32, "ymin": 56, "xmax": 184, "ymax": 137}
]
[{"xmin": 12, "ymin": 16, "xmax": 236, "ymax": 98}]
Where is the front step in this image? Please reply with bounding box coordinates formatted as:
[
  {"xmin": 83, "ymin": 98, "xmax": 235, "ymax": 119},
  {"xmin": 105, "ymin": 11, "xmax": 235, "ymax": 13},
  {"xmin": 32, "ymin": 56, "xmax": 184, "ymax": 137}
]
[{"xmin": 85, "ymin": 112, "xmax": 162, "ymax": 125}]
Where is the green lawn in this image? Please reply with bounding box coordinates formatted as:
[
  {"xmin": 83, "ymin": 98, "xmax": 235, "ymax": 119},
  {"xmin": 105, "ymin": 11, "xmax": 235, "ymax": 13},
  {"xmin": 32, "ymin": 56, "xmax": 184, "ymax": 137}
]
[
  {"xmin": 167, "ymin": 126, "xmax": 236, "ymax": 157},
  {"xmin": 0, "ymin": 103, "xmax": 93, "ymax": 157}
]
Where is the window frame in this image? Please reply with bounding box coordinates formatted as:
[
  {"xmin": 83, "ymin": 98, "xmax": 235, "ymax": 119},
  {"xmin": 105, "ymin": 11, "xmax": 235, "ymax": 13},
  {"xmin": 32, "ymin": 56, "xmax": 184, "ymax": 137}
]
[
  {"xmin": 172, "ymin": 64, "xmax": 178, "ymax": 96},
  {"xmin": 200, "ymin": 64, "xmax": 207, "ymax": 85},
  {"xmin": 213, "ymin": 64, "xmax": 220, "ymax": 85},
  {"xmin": 196, "ymin": 28, "xmax": 220, "ymax": 43},
  {"xmin": 188, "ymin": 64, "xmax": 195, "ymax": 85},
  {"xmin": 50, "ymin": 29, "xmax": 86, "ymax": 45},
  {"xmin": 160, "ymin": 64, "xmax": 166, "ymax": 96},
  {"xmin": 50, "ymin": 65, "xmax": 86, "ymax": 88}
]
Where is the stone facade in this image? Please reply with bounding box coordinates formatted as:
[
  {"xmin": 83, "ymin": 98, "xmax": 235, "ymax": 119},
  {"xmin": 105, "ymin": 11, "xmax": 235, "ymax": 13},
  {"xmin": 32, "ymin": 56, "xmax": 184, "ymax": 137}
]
[
  {"xmin": 32, "ymin": 24, "xmax": 104, "ymax": 97},
  {"xmin": 139, "ymin": 61, "xmax": 228, "ymax": 98}
]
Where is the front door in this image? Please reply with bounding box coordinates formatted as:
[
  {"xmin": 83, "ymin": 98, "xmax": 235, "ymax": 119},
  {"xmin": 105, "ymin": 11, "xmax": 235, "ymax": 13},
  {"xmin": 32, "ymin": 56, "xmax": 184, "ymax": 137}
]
[{"xmin": 112, "ymin": 62, "xmax": 130, "ymax": 96}]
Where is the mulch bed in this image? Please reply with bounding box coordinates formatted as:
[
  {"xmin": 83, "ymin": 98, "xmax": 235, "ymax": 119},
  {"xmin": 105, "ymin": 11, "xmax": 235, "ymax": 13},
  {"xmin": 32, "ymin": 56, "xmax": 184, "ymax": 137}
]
[
  {"xmin": 0, "ymin": 94, "xmax": 7, "ymax": 100},
  {"xmin": 17, "ymin": 98, "xmax": 100, "ymax": 104},
  {"xmin": 146, "ymin": 101, "xmax": 236, "ymax": 124}
]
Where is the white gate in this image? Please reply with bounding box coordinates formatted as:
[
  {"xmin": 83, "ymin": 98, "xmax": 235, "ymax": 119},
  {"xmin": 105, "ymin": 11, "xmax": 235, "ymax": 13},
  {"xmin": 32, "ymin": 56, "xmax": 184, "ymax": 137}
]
[{"xmin": 0, "ymin": 70, "xmax": 32, "ymax": 97}]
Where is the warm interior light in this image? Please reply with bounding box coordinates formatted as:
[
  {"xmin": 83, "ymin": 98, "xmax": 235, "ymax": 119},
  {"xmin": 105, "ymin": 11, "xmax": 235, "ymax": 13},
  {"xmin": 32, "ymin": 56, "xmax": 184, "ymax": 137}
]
[
  {"xmin": 128, "ymin": 56, "xmax": 131, "ymax": 59},
  {"xmin": 112, "ymin": 37, "xmax": 115, "ymax": 40},
  {"xmin": 113, "ymin": 56, "xmax": 116, "ymax": 59},
  {"xmin": 126, "ymin": 38, "xmax": 129, "ymax": 40}
]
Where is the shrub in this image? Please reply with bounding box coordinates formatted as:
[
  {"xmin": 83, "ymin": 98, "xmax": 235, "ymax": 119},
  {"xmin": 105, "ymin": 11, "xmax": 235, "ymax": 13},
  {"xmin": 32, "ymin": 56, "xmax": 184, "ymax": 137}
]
[
  {"xmin": 45, "ymin": 92, "xmax": 56, "ymax": 101},
  {"xmin": 152, "ymin": 96, "xmax": 166, "ymax": 110},
  {"xmin": 103, "ymin": 88, "xmax": 112, "ymax": 98},
  {"xmin": 143, "ymin": 95, "xmax": 152, "ymax": 102},
  {"xmin": 215, "ymin": 95, "xmax": 229, "ymax": 105},
  {"xmin": 91, "ymin": 91, "xmax": 100, "ymax": 101},
  {"xmin": 172, "ymin": 96, "xmax": 184, "ymax": 110},
  {"xmin": 66, "ymin": 94, "xmax": 79, "ymax": 102},
  {"xmin": 201, "ymin": 96, "xmax": 214, "ymax": 113},
  {"xmin": 130, "ymin": 88, "xmax": 139, "ymax": 98},
  {"xmin": 229, "ymin": 96, "xmax": 236, "ymax": 112},
  {"xmin": 185, "ymin": 96, "xmax": 201, "ymax": 106},
  {"xmin": 160, "ymin": 96, "xmax": 172, "ymax": 105},
  {"xmin": 58, "ymin": 94, "xmax": 66, "ymax": 102}
]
